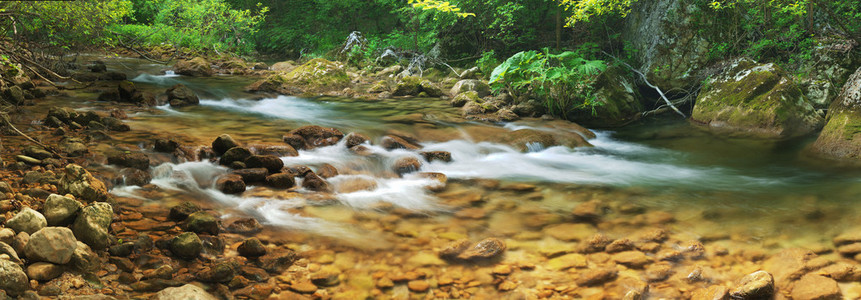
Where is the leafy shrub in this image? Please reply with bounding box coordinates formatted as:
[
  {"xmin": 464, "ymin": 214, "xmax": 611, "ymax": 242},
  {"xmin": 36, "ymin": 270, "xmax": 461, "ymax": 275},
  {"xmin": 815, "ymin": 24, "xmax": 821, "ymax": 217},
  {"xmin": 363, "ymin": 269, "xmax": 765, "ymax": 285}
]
[
  {"xmin": 476, "ymin": 50, "xmax": 499, "ymax": 79},
  {"xmin": 490, "ymin": 49, "xmax": 606, "ymax": 118}
]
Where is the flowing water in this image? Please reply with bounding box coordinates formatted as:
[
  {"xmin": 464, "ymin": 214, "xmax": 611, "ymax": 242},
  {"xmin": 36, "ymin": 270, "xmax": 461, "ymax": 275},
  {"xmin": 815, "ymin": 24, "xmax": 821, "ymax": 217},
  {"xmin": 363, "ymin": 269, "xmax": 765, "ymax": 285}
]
[{"xmin": 46, "ymin": 56, "xmax": 861, "ymax": 295}]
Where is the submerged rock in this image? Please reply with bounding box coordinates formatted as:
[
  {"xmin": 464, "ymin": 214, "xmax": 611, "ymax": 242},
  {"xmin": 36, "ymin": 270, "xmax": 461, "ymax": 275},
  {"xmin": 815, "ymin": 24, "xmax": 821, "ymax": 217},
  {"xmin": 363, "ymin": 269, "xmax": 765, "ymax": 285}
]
[
  {"xmin": 791, "ymin": 274, "xmax": 841, "ymax": 300},
  {"xmin": 691, "ymin": 58, "xmax": 823, "ymax": 139},
  {"xmin": 730, "ymin": 271, "xmax": 774, "ymax": 299},
  {"xmin": 186, "ymin": 211, "xmax": 219, "ymax": 235},
  {"xmin": 171, "ymin": 232, "xmax": 203, "ymax": 260},
  {"xmin": 107, "ymin": 151, "xmax": 150, "ymax": 170}
]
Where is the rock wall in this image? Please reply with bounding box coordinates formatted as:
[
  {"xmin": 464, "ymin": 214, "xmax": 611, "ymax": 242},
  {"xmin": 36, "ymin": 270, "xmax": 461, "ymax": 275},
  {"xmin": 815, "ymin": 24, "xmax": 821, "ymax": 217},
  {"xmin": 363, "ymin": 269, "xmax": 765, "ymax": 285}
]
[
  {"xmin": 622, "ymin": 0, "xmax": 711, "ymax": 93},
  {"xmin": 809, "ymin": 66, "xmax": 861, "ymax": 160}
]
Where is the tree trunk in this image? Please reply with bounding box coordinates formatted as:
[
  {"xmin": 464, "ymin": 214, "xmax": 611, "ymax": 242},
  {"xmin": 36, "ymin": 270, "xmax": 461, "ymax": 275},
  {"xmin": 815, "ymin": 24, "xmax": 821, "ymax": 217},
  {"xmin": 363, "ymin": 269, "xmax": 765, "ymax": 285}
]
[{"xmin": 556, "ymin": 1, "xmax": 562, "ymax": 50}]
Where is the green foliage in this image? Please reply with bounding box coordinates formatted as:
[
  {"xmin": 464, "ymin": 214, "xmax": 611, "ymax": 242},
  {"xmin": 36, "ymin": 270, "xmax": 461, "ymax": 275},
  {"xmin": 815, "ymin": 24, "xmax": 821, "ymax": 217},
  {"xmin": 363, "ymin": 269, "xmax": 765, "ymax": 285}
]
[
  {"xmin": 560, "ymin": 0, "xmax": 635, "ymax": 26},
  {"xmin": 111, "ymin": 0, "xmax": 267, "ymax": 54},
  {"xmin": 490, "ymin": 49, "xmax": 606, "ymax": 118},
  {"xmin": 0, "ymin": 0, "xmax": 132, "ymax": 49},
  {"xmin": 409, "ymin": 0, "xmax": 475, "ymax": 18},
  {"xmin": 476, "ymin": 50, "xmax": 500, "ymax": 79}
]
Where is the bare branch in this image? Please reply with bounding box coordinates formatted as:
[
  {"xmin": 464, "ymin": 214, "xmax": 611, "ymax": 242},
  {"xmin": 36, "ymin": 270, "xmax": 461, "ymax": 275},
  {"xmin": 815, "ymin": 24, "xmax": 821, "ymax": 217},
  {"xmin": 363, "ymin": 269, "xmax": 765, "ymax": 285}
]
[{"xmin": 602, "ymin": 51, "xmax": 686, "ymax": 118}]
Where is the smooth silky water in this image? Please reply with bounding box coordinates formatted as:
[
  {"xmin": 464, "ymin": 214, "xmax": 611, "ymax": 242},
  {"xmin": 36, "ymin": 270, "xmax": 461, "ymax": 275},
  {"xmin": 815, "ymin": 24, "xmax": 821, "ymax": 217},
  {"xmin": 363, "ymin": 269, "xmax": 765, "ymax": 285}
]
[{"xmin": 52, "ymin": 56, "xmax": 861, "ymax": 261}]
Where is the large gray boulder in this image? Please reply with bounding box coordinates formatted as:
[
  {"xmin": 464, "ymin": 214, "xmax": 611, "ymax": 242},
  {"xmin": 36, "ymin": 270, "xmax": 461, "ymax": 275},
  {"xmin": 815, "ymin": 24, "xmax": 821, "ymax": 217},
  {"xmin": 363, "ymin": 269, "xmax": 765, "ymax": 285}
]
[
  {"xmin": 450, "ymin": 79, "xmax": 491, "ymax": 97},
  {"xmin": 24, "ymin": 227, "xmax": 78, "ymax": 264},
  {"xmin": 72, "ymin": 202, "xmax": 113, "ymax": 250},
  {"xmin": 6, "ymin": 207, "xmax": 47, "ymax": 234},
  {"xmin": 691, "ymin": 58, "xmax": 823, "ymax": 139},
  {"xmin": 43, "ymin": 194, "xmax": 82, "ymax": 226}
]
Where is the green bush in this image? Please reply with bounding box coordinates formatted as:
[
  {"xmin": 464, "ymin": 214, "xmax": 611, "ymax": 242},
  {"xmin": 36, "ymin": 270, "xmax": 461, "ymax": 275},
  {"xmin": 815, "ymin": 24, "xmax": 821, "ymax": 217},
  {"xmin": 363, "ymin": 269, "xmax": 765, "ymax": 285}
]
[{"xmin": 490, "ymin": 49, "xmax": 606, "ymax": 118}]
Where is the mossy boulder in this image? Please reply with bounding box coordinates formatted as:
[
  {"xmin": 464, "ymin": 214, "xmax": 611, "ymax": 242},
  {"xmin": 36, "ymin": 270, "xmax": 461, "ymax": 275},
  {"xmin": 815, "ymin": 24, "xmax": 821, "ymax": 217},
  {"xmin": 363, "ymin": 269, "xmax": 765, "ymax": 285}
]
[
  {"xmin": 451, "ymin": 91, "xmax": 481, "ymax": 107},
  {"xmin": 72, "ymin": 202, "xmax": 113, "ymax": 250},
  {"xmin": 174, "ymin": 57, "xmax": 214, "ymax": 77},
  {"xmin": 809, "ymin": 66, "xmax": 861, "ymax": 160},
  {"xmin": 393, "ymin": 76, "xmax": 422, "ymax": 96},
  {"xmin": 58, "ymin": 164, "xmax": 110, "ymax": 203},
  {"xmin": 246, "ymin": 58, "xmax": 349, "ymax": 95},
  {"xmin": 568, "ymin": 66, "xmax": 643, "ymax": 127},
  {"xmin": 691, "ymin": 58, "xmax": 823, "ymax": 139},
  {"xmin": 450, "ymin": 79, "xmax": 491, "ymax": 97}
]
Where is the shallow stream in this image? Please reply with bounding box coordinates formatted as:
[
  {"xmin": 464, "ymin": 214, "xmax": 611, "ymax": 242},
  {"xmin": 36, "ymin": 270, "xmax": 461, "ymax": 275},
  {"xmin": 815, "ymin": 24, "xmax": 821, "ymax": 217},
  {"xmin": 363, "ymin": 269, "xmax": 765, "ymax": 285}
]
[{"xmin": 44, "ymin": 56, "xmax": 861, "ymax": 296}]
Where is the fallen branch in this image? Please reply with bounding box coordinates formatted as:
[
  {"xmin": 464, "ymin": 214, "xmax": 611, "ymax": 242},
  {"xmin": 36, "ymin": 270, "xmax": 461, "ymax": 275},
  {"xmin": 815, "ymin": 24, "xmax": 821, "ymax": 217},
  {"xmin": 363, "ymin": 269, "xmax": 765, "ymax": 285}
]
[
  {"xmin": 0, "ymin": 112, "xmax": 62, "ymax": 158},
  {"xmin": 602, "ymin": 51, "xmax": 686, "ymax": 118}
]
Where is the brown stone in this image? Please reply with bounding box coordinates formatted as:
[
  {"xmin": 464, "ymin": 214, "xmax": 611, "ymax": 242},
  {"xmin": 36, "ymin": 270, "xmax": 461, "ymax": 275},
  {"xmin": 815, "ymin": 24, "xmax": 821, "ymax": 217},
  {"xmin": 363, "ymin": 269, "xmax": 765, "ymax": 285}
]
[
  {"xmin": 265, "ymin": 173, "xmax": 295, "ymax": 189},
  {"xmin": 612, "ymin": 251, "xmax": 653, "ymax": 268},
  {"xmin": 420, "ymin": 151, "xmax": 452, "ymax": 163},
  {"xmin": 344, "ymin": 132, "xmax": 369, "ymax": 148},
  {"xmin": 290, "ymin": 281, "xmax": 317, "ymax": 294},
  {"xmin": 791, "ymin": 274, "xmax": 841, "ymax": 300},
  {"xmin": 606, "ymin": 238, "xmax": 635, "ymax": 253},
  {"xmin": 575, "ymin": 268, "xmax": 617, "ymax": 286},
  {"xmin": 392, "ymin": 156, "xmax": 422, "ymax": 176},
  {"xmin": 458, "ymin": 238, "xmax": 506, "ymax": 260},
  {"xmin": 730, "ymin": 271, "xmax": 774, "ymax": 300},
  {"xmin": 380, "ymin": 135, "xmax": 421, "ymax": 150},
  {"xmin": 301, "ymin": 172, "xmax": 331, "ymax": 192},
  {"xmin": 216, "ymin": 174, "xmax": 245, "ymax": 194},
  {"xmin": 287, "ymin": 126, "xmax": 343, "ymax": 149},
  {"xmin": 316, "ymin": 164, "xmax": 338, "ymax": 178},
  {"xmin": 407, "ymin": 280, "xmax": 430, "ymax": 292}
]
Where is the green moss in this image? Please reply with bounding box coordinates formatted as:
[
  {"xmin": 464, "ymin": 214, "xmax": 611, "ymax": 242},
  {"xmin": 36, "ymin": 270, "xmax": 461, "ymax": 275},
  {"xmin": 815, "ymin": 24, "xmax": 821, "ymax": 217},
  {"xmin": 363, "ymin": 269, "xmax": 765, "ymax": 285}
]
[
  {"xmin": 691, "ymin": 60, "xmax": 822, "ymax": 138},
  {"xmin": 284, "ymin": 58, "xmax": 350, "ymax": 90},
  {"xmin": 393, "ymin": 76, "xmax": 422, "ymax": 96}
]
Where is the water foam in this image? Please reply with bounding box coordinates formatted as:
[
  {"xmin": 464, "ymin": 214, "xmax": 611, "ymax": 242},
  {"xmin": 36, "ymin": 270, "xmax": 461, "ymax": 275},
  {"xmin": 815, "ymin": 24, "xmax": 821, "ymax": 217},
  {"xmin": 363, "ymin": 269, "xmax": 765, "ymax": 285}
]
[{"xmin": 199, "ymin": 96, "xmax": 372, "ymax": 128}]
